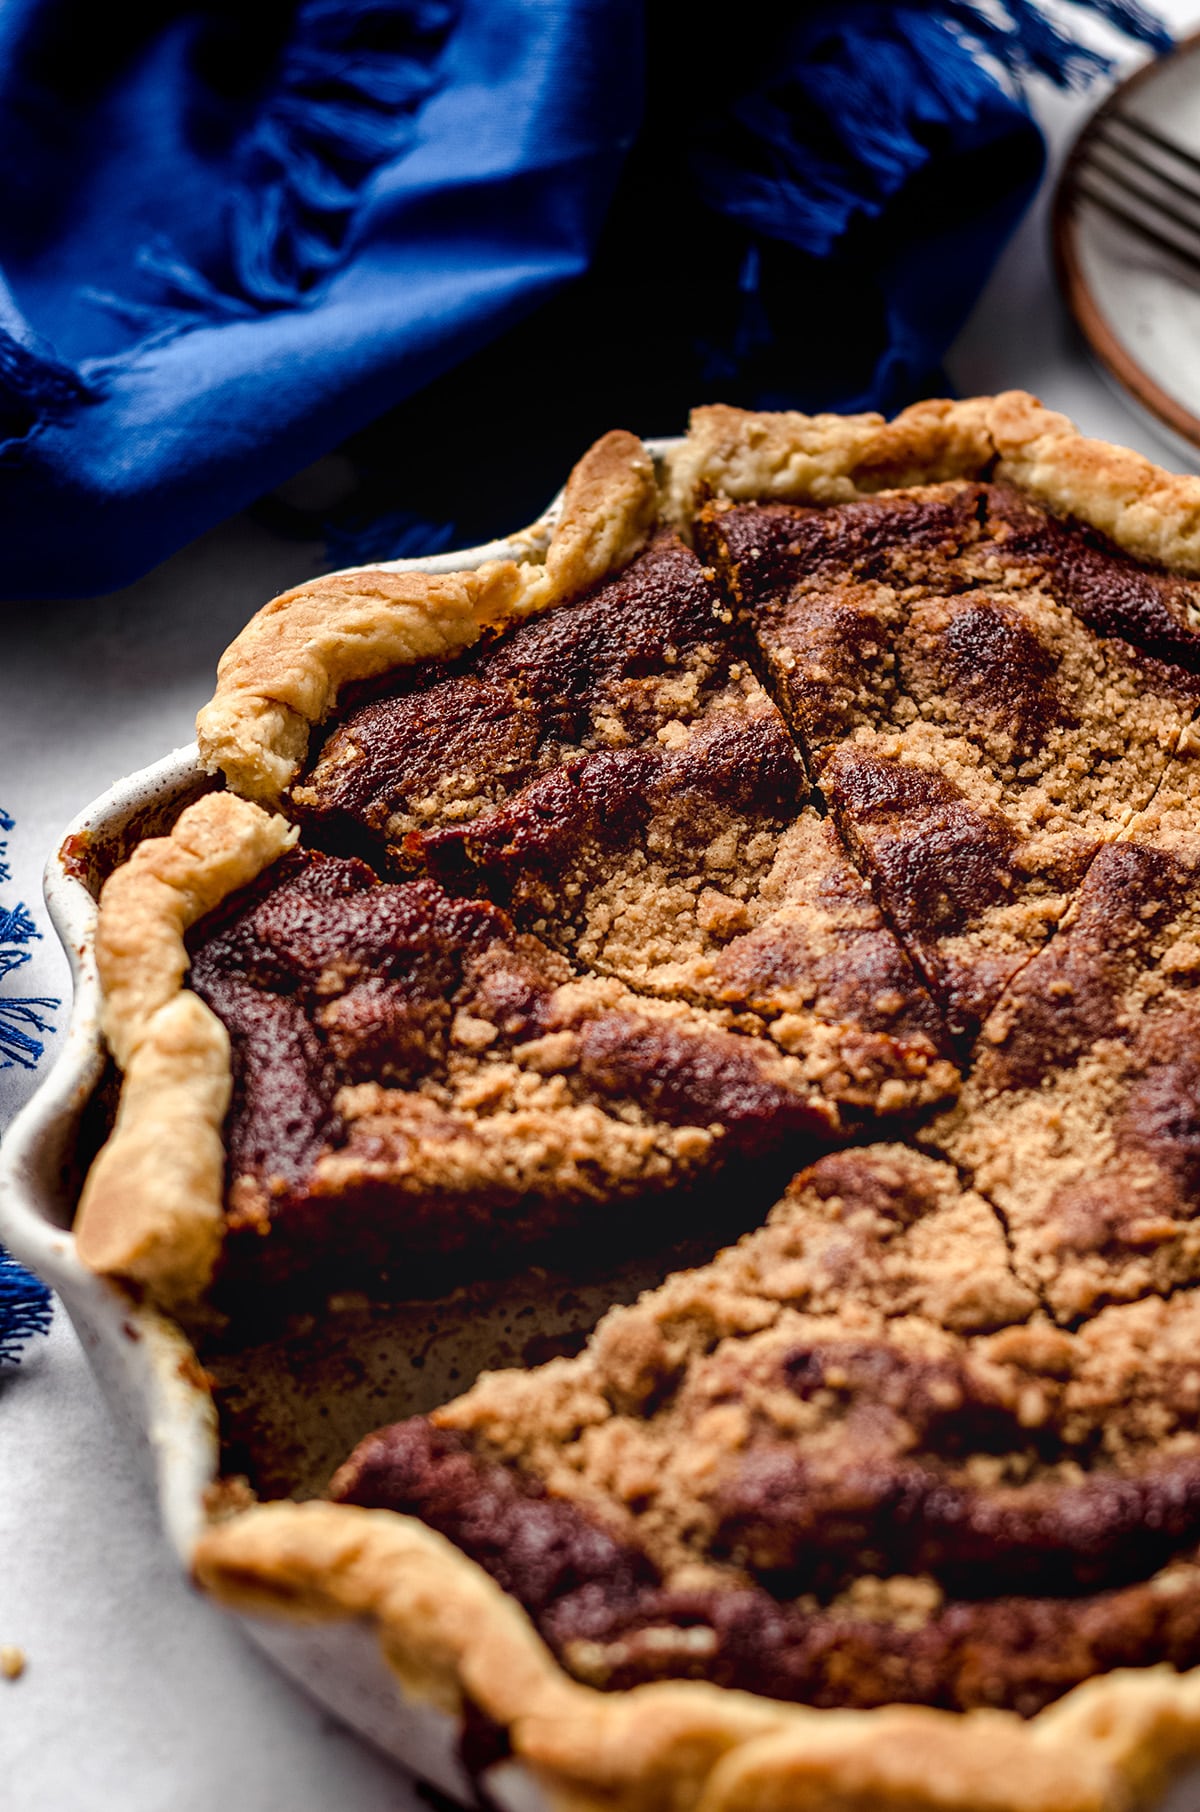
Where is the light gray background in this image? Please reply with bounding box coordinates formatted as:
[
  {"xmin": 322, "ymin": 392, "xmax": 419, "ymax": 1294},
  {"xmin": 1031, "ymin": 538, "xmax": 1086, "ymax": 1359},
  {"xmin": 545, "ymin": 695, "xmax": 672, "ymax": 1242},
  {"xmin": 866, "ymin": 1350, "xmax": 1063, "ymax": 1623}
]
[{"xmin": 4, "ymin": 12, "xmax": 1200, "ymax": 1805}]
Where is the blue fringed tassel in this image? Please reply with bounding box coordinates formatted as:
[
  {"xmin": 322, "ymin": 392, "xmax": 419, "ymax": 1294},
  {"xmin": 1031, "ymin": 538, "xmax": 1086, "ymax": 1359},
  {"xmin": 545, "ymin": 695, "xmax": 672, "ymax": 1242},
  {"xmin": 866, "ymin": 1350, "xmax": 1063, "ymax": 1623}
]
[
  {"xmin": 0, "ymin": 993, "xmax": 58, "ymax": 1070},
  {"xmin": 0, "ymin": 894, "xmax": 57, "ymax": 1070},
  {"xmin": 0, "ymin": 804, "xmax": 56, "ymax": 1361},
  {"xmin": 0, "ymin": 852, "xmax": 57, "ymax": 1073},
  {"xmin": 943, "ymin": 0, "xmax": 1170, "ymax": 85},
  {"xmin": 0, "ymin": 1251, "xmax": 52, "ymax": 1366},
  {"xmin": 693, "ymin": 0, "xmax": 1171, "ymax": 261}
]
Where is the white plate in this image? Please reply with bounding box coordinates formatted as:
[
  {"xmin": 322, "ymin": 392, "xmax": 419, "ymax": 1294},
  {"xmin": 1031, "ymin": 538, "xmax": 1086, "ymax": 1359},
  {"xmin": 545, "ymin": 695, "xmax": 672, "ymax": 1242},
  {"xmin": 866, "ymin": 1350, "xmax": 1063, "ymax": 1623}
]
[{"xmin": 1055, "ymin": 32, "xmax": 1200, "ymax": 463}]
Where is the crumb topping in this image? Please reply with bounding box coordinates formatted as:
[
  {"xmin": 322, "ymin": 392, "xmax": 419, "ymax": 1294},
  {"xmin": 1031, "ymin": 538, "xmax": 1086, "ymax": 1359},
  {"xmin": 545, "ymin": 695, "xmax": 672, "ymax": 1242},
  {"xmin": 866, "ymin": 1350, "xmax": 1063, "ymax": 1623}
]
[
  {"xmin": 332, "ymin": 1157, "xmax": 1200, "ymax": 1717},
  {"xmin": 933, "ymin": 755, "xmax": 1200, "ymax": 1322},
  {"xmin": 701, "ymin": 484, "xmax": 1200, "ymax": 1038},
  {"xmin": 189, "ymin": 463, "xmax": 1200, "ymax": 1720},
  {"xmin": 187, "ymin": 850, "xmax": 840, "ymax": 1300},
  {"xmin": 295, "ymin": 532, "xmax": 744, "ymax": 845},
  {"xmin": 297, "ymin": 532, "xmax": 958, "ymax": 1120}
]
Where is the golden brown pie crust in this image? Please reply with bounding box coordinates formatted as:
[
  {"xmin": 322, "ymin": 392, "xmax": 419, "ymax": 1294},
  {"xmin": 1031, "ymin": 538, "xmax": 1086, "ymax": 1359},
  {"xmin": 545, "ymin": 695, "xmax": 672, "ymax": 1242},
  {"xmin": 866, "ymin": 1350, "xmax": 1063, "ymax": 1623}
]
[
  {"xmin": 75, "ymin": 793, "xmax": 295, "ymax": 1305},
  {"xmin": 665, "ymin": 391, "xmax": 1200, "ymax": 575},
  {"xmin": 196, "ymin": 429, "xmax": 657, "ymax": 802},
  {"xmin": 79, "ymin": 393, "xmax": 1200, "ymax": 1809},
  {"xmin": 194, "ymin": 1496, "xmax": 1200, "ymax": 1812}
]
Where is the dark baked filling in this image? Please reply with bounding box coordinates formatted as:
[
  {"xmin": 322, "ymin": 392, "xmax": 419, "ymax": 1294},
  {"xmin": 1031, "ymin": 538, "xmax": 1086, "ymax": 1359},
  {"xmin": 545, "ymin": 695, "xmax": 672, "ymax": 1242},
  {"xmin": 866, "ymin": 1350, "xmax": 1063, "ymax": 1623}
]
[
  {"xmin": 295, "ymin": 532, "xmax": 958, "ymax": 1114},
  {"xmin": 293, "ymin": 530, "xmax": 742, "ymax": 857},
  {"xmin": 333, "ymin": 1422, "xmax": 1200, "ymax": 1719},
  {"xmin": 189, "ymin": 475, "xmax": 1200, "ymax": 1715},
  {"xmin": 188, "ymin": 848, "xmax": 846, "ymax": 1306}
]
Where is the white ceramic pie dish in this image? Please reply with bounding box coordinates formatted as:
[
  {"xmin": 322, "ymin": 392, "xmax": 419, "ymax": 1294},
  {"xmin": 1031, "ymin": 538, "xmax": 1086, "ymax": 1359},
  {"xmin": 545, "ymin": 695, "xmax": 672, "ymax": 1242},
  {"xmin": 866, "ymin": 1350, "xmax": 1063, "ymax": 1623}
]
[{"xmin": 11, "ymin": 441, "xmax": 1200, "ymax": 1811}]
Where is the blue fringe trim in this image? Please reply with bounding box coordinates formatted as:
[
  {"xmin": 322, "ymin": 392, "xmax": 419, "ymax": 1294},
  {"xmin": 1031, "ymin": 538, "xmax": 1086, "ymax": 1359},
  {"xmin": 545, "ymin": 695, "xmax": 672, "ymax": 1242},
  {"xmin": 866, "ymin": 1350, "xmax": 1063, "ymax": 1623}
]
[
  {"xmin": 692, "ymin": 0, "xmax": 1171, "ymax": 259},
  {"xmin": 945, "ymin": 0, "xmax": 1170, "ymax": 85},
  {"xmin": 147, "ymin": 0, "xmax": 458, "ymax": 314},
  {"xmin": 0, "ymin": 1251, "xmax": 52, "ymax": 1366},
  {"xmin": 0, "ymin": 805, "xmax": 55, "ymax": 1361},
  {"xmin": 0, "ymin": 806, "xmax": 57, "ymax": 1071}
]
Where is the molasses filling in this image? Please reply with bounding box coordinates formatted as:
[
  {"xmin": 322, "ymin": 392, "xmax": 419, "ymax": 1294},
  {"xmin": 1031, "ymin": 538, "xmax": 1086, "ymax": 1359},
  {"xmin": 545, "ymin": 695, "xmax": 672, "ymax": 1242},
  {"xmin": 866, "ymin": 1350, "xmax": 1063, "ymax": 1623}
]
[
  {"xmin": 973, "ymin": 484, "xmax": 1200, "ymax": 669},
  {"xmin": 700, "ymin": 484, "xmax": 1200, "ymax": 1038},
  {"xmin": 935, "ymin": 753, "xmax": 1200, "ymax": 1322},
  {"xmin": 331, "ymin": 1149, "xmax": 1200, "ymax": 1718},
  {"xmin": 186, "ymin": 848, "xmax": 843, "ymax": 1300},
  {"xmin": 295, "ymin": 532, "xmax": 753, "ymax": 851},
  {"xmin": 415, "ymin": 711, "xmax": 957, "ymax": 1116},
  {"xmin": 296, "ymin": 530, "xmax": 957, "ymax": 1119}
]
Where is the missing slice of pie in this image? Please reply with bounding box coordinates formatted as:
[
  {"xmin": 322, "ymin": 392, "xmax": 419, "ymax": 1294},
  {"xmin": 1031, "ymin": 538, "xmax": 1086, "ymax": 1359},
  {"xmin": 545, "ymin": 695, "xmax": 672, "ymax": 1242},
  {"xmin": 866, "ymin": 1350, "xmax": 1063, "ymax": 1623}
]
[{"xmin": 74, "ymin": 394, "xmax": 1200, "ymax": 1812}]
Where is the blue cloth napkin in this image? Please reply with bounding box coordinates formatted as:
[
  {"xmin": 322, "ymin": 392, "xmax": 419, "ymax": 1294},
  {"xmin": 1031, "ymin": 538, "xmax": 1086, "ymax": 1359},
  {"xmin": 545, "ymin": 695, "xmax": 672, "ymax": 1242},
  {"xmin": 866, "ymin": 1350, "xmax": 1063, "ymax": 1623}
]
[{"xmin": 0, "ymin": 0, "xmax": 1169, "ymax": 596}]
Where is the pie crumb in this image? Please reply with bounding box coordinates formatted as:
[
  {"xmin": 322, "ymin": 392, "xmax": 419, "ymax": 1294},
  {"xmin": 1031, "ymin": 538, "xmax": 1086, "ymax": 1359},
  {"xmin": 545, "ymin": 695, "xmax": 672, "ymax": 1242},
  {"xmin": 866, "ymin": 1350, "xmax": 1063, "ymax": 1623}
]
[{"xmin": 1, "ymin": 1646, "xmax": 26, "ymax": 1681}]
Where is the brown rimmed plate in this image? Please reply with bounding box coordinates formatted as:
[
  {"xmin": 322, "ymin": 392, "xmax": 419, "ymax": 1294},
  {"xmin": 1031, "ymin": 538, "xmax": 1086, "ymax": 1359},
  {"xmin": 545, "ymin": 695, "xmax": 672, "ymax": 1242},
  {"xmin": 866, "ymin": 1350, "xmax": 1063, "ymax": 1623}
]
[{"xmin": 1054, "ymin": 31, "xmax": 1200, "ymax": 463}]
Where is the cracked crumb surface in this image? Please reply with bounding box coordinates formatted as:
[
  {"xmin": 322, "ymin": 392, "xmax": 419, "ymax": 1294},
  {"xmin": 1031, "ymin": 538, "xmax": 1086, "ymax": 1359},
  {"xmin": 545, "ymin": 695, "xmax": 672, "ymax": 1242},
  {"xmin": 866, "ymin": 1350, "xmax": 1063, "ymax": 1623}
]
[
  {"xmin": 187, "ymin": 847, "xmax": 841, "ymax": 1303},
  {"xmin": 415, "ymin": 706, "xmax": 959, "ymax": 1120},
  {"xmin": 332, "ymin": 1157, "xmax": 1200, "ymax": 1717},
  {"xmin": 701, "ymin": 483, "xmax": 1200, "ymax": 1039},
  {"xmin": 294, "ymin": 528, "xmax": 958, "ymax": 1122},
  {"xmin": 295, "ymin": 531, "xmax": 744, "ymax": 845},
  {"xmin": 932, "ymin": 751, "xmax": 1200, "ymax": 1323}
]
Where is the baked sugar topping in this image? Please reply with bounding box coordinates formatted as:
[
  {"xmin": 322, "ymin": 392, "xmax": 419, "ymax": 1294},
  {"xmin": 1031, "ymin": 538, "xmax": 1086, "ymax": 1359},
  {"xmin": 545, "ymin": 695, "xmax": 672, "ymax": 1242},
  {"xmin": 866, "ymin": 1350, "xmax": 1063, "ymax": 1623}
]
[{"xmin": 184, "ymin": 458, "xmax": 1200, "ymax": 1718}]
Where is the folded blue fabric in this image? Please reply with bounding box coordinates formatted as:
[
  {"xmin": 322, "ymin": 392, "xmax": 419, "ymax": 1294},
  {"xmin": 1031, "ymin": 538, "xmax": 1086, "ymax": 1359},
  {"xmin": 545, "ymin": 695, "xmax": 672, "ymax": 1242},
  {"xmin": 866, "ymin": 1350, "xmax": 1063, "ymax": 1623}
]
[{"xmin": 0, "ymin": 0, "xmax": 1169, "ymax": 596}]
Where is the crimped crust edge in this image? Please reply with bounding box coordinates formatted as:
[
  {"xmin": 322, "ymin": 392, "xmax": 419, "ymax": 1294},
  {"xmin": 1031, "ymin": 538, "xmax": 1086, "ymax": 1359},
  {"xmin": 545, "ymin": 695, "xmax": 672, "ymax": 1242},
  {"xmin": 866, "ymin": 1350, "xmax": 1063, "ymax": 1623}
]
[
  {"xmin": 194, "ymin": 1498, "xmax": 1200, "ymax": 1812},
  {"xmin": 196, "ymin": 430, "xmax": 658, "ymax": 802},
  {"xmin": 663, "ymin": 389, "xmax": 1200, "ymax": 579},
  {"xmin": 75, "ymin": 791, "xmax": 296, "ymax": 1306}
]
